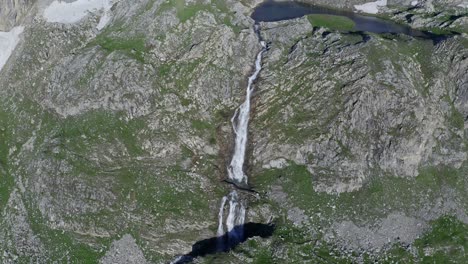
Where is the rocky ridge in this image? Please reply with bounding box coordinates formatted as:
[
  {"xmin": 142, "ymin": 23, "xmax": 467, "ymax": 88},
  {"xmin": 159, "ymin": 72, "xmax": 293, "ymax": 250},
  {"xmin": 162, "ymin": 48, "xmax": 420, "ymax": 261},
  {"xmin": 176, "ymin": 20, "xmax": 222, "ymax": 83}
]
[{"xmin": 0, "ymin": 0, "xmax": 467, "ymax": 263}]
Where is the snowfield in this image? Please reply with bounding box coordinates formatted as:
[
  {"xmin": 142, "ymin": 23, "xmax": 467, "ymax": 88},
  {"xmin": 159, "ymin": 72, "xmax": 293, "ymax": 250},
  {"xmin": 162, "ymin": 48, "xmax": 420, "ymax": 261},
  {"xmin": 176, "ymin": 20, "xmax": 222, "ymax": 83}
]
[
  {"xmin": 0, "ymin": 26, "xmax": 24, "ymax": 72},
  {"xmin": 43, "ymin": 0, "xmax": 113, "ymax": 30},
  {"xmin": 354, "ymin": 0, "xmax": 387, "ymax": 14}
]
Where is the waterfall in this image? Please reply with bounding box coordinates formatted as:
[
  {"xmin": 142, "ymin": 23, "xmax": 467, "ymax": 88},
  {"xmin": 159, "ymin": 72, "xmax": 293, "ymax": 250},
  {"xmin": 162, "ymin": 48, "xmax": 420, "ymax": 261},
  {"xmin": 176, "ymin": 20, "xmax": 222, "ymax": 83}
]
[
  {"xmin": 171, "ymin": 26, "xmax": 267, "ymax": 264},
  {"xmin": 227, "ymin": 40, "xmax": 267, "ymax": 185},
  {"xmin": 226, "ymin": 191, "xmax": 246, "ymax": 243},
  {"xmin": 216, "ymin": 26, "xmax": 267, "ymax": 251},
  {"xmin": 216, "ymin": 196, "xmax": 228, "ymax": 251},
  {"xmin": 217, "ymin": 196, "xmax": 228, "ymax": 237}
]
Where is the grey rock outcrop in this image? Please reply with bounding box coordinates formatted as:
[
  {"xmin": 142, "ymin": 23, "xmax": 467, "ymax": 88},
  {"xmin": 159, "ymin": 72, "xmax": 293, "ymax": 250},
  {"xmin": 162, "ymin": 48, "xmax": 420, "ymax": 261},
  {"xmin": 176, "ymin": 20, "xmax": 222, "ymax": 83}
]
[
  {"xmin": 254, "ymin": 17, "xmax": 468, "ymax": 193},
  {"xmin": 0, "ymin": 0, "xmax": 35, "ymax": 31},
  {"xmin": 100, "ymin": 235, "xmax": 148, "ymax": 264},
  {"xmin": 0, "ymin": 0, "xmax": 467, "ymax": 263}
]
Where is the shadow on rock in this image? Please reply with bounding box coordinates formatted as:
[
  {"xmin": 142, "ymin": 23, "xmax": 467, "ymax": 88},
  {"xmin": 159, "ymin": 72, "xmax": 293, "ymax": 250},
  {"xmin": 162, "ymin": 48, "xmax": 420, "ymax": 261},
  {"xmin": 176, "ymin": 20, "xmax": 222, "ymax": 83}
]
[{"xmin": 171, "ymin": 222, "xmax": 275, "ymax": 264}]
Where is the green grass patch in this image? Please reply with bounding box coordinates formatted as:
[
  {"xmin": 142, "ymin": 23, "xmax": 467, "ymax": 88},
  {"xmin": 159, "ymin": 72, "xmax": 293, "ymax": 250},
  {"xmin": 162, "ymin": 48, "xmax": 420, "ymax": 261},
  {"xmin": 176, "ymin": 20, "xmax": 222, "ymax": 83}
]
[
  {"xmin": 414, "ymin": 216, "xmax": 468, "ymax": 263},
  {"xmin": 191, "ymin": 119, "xmax": 213, "ymax": 131},
  {"xmin": 51, "ymin": 111, "xmax": 147, "ymax": 163},
  {"xmin": 24, "ymin": 202, "xmax": 109, "ymax": 263},
  {"xmin": 158, "ymin": 0, "xmax": 210, "ymax": 23},
  {"xmin": 253, "ymin": 160, "xmax": 468, "ymax": 227},
  {"xmin": 252, "ymin": 249, "xmax": 274, "ymax": 264},
  {"xmin": 307, "ymin": 14, "xmax": 355, "ymax": 31},
  {"xmin": 94, "ymin": 36, "xmax": 148, "ymax": 63},
  {"xmin": 448, "ymin": 105, "xmax": 465, "ymax": 130},
  {"xmin": 175, "ymin": 0, "xmax": 208, "ymax": 23},
  {"xmin": 365, "ymin": 38, "xmax": 435, "ymax": 95},
  {"xmin": 416, "ymin": 165, "xmax": 463, "ymax": 191},
  {"xmin": 252, "ymin": 161, "xmax": 468, "ymax": 262},
  {"xmin": 0, "ymin": 108, "xmax": 14, "ymax": 210},
  {"xmin": 156, "ymin": 0, "xmax": 242, "ymax": 33}
]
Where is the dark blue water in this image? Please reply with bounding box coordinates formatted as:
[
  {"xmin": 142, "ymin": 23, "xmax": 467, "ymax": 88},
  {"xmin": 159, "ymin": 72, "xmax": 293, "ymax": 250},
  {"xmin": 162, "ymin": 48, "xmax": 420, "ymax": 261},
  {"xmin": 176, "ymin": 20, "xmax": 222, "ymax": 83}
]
[{"xmin": 252, "ymin": 1, "xmax": 446, "ymax": 40}]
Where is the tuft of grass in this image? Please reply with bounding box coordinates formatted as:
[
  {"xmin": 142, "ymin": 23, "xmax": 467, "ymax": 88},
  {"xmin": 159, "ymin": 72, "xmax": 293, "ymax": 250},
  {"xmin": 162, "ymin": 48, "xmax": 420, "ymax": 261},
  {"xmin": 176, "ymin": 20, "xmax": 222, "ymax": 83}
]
[
  {"xmin": 175, "ymin": 1, "xmax": 208, "ymax": 23},
  {"xmin": 158, "ymin": 0, "xmax": 211, "ymax": 23},
  {"xmin": 24, "ymin": 201, "xmax": 109, "ymax": 263},
  {"xmin": 156, "ymin": 0, "xmax": 242, "ymax": 33},
  {"xmin": 414, "ymin": 216, "xmax": 468, "ymax": 263},
  {"xmin": 416, "ymin": 165, "xmax": 462, "ymax": 190},
  {"xmin": 94, "ymin": 36, "xmax": 149, "ymax": 63},
  {"xmin": 448, "ymin": 105, "xmax": 465, "ymax": 130},
  {"xmin": 365, "ymin": 38, "xmax": 435, "ymax": 96},
  {"xmin": 252, "ymin": 249, "xmax": 274, "ymax": 264},
  {"xmin": 307, "ymin": 14, "xmax": 355, "ymax": 31},
  {"xmin": 0, "ymin": 108, "xmax": 14, "ymax": 210}
]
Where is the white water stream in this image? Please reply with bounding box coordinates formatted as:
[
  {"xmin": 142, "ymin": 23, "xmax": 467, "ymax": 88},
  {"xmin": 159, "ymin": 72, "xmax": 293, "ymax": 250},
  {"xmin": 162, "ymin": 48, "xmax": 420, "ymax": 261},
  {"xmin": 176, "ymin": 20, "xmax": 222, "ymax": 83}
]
[
  {"xmin": 172, "ymin": 26, "xmax": 267, "ymax": 264},
  {"xmin": 217, "ymin": 33, "xmax": 267, "ymax": 248},
  {"xmin": 227, "ymin": 40, "xmax": 267, "ymax": 185}
]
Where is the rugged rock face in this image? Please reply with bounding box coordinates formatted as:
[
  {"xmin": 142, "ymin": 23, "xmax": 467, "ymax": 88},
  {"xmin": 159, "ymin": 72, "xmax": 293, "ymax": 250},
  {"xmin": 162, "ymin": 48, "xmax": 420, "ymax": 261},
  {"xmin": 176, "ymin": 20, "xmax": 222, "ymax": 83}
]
[
  {"xmin": 254, "ymin": 17, "xmax": 468, "ymax": 192},
  {"xmin": 247, "ymin": 17, "xmax": 467, "ymax": 261},
  {"xmin": 0, "ymin": 0, "xmax": 467, "ymax": 263},
  {"xmin": 100, "ymin": 234, "xmax": 149, "ymax": 264},
  {"xmin": 0, "ymin": 0, "xmax": 261, "ymax": 262},
  {"xmin": 0, "ymin": 0, "xmax": 35, "ymax": 30}
]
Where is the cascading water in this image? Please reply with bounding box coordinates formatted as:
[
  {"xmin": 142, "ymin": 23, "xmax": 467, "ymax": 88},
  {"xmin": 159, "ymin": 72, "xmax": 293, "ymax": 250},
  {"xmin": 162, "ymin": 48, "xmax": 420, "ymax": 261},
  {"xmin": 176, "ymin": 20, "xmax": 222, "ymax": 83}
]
[
  {"xmin": 217, "ymin": 25, "xmax": 267, "ymax": 250},
  {"xmin": 216, "ymin": 196, "xmax": 228, "ymax": 251},
  {"xmin": 171, "ymin": 26, "xmax": 267, "ymax": 264},
  {"xmin": 227, "ymin": 39, "xmax": 267, "ymax": 185},
  {"xmin": 217, "ymin": 196, "xmax": 228, "ymax": 237},
  {"xmin": 226, "ymin": 191, "xmax": 246, "ymax": 242}
]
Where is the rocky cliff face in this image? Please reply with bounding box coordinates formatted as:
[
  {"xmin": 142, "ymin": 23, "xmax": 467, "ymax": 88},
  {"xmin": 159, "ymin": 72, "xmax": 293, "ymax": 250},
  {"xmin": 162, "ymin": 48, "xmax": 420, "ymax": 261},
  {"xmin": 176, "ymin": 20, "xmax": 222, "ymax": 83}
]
[
  {"xmin": 0, "ymin": 0, "xmax": 35, "ymax": 30},
  {"xmin": 0, "ymin": 0, "xmax": 467, "ymax": 263},
  {"xmin": 248, "ymin": 17, "xmax": 468, "ymax": 262}
]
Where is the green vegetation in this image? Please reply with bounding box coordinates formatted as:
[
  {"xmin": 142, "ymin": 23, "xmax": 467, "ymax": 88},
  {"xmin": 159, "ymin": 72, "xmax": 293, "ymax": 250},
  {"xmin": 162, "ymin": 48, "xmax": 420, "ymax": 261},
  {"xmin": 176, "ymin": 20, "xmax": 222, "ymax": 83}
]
[
  {"xmin": 416, "ymin": 165, "xmax": 463, "ymax": 190},
  {"xmin": 307, "ymin": 14, "xmax": 356, "ymax": 31},
  {"xmin": 252, "ymin": 249, "xmax": 274, "ymax": 264},
  {"xmin": 366, "ymin": 38, "xmax": 435, "ymax": 95},
  {"xmin": 414, "ymin": 216, "xmax": 468, "ymax": 263},
  {"xmin": 253, "ymin": 160, "xmax": 467, "ymax": 226},
  {"xmin": 448, "ymin": 105, "xmax": 465, "ymax": 130},
  {"xmin": 0, "ymin": 102, "xmax": 222, "ymax": 263},
  {"xmin": 94, "ymin": 36, "xmax": 149, "ymax": 63},
  {"xmin": 41, "ymin": 109, "xmax": 217, "ymax": 220},
  {"xmin": 0, "ymin": 108, "xmax": 14, "ymax": 210},
  {"xmin": 46, "ymin": 111, "xmax": 147, "ymax": 177},
  {"xmin": 23, "ymin": 201, "xmax": 109, "ymax": 263},
  {"xmin": 176, "ymin": 0, "xmax": 208, "ymax": 23},
  {"xmin": 191, "ymin": 119, "xmax": 217, "ymax": 144},
  {"xmin": 248, "ymin": 161, "xmax": 468, "ymax": 262},
  {"xmin": 257, "ymin": 83, "xmax": 333, "ymax": 143},
  {"xmin": 157, "ymin": 0, "xmax": 209, "ymax": 23},
  {"xmin": 156, "ymin": 0, "xmax": 242, "ymax": 33}
]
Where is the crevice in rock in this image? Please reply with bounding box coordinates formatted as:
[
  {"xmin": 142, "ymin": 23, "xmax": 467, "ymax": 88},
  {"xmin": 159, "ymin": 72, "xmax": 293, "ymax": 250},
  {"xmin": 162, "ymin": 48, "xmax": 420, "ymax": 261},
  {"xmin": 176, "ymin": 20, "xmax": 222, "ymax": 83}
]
[{"xmin": 221, "ymin": 179, "xmax": 259, "ymax": 195}]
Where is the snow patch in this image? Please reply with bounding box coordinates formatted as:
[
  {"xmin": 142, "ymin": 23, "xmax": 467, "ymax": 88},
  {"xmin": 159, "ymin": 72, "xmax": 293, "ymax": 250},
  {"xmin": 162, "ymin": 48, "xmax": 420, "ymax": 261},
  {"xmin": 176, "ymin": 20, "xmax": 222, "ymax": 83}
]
[
  {"xmin": 458, "ymin": 3, "xmax": 468, "ymax": 8},
  {"xmin": 43, "ymin": 0, "xmax": 114, "ymax": 30},
  {"xmin": 411, "ymin": 1, "xmax": 418, "ymax": 6},
  {"xmin": 0, "ymin": 26, "xmax": 24, "ymax": 72},
  {"xmin": 354, "ymin": 0, "xmax": 387, "ymax": 14}
]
